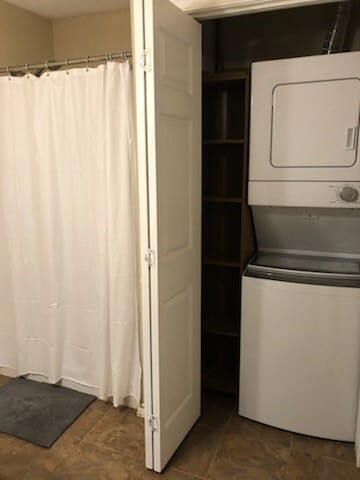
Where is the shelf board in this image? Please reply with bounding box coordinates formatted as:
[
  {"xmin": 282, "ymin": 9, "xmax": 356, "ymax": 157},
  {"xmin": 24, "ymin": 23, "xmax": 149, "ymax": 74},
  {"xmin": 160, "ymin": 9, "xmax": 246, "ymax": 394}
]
[
  {"xmin": 203, "ymin": 258, "xmax": 241, "ymax": 268},
  {"xmin": 203, "ymin": 72, "xmax": 248, "ymax": 84},
  {"xmin": 203, "ymin": 139, "xmax": 244, "ymax": 145},
  {"xmin": 203, "ymin": 196, "xmax": 242, "ymax": 204},
  {"xmin": 202, "ymin": 315, "xmax": 239, "ymax": 338},
  {"xmin": 202, "ymin": 365, "xmax": 238, "ymax": 395}
]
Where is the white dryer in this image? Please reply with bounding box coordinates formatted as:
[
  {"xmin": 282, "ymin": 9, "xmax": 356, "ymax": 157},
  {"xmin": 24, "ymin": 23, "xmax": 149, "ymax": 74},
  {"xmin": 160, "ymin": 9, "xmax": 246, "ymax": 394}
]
[{"xmin": 248, "ymin": 51, "xmax": 360, "ymax": 207}]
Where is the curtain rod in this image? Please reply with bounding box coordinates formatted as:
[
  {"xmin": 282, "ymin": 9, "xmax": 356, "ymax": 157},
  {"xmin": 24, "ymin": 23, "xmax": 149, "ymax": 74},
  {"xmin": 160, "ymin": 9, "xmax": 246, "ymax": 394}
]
[{"xmin": 0, "ymin": 51, "xmax": 132, "ymax": 75}]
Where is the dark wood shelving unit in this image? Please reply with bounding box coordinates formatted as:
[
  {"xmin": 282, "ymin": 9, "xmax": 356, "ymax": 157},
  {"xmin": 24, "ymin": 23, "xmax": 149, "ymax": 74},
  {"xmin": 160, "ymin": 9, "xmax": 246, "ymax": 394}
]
[{"xmin": 201, "ymin": 71, "xmax": 256, "ymax": 396}]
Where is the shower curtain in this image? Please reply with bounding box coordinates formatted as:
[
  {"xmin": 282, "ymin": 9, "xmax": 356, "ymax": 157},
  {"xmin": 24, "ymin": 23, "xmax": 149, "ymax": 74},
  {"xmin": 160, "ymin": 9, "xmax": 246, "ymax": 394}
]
[{"xmin": 0, "ymin": 62, "xmax": 141, "ymax": 408}]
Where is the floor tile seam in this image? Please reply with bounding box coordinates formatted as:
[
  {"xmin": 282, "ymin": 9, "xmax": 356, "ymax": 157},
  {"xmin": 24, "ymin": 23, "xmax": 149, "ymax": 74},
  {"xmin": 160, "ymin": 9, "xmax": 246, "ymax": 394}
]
[
  {"xmin": 222, "ymin": 403, "xmax": 238, "ymax": 435},
  {"xmin": 204, "ymin": 402, "xmax": 235, "ymax": 477},
  {"xmin": 77, "ymin": 405, "xmax": 114, "ymax": 446},
  {"xmin": 289, "ymin": 441, "xmax": 356, "ymax": 466},
  {"xmin": 172, "ymin": 466, "xmax": 206, "ymax": 479},
  {"xmin": 196, "ymin": 422, "xmax": 225, "ymax": 433},
  {"xmin": 78, "ymin": 439, "xmax": 142, "ymax": 463},
  {"xmin": 52, "ymin": 444, "xmax": 140, "ymax": 476},
  {"xmin": 220, "ymin": 428, "xmax": 293, "ymax": 452},
  {"xmin": 229, "ymin": 404, "xmax": 237, "ymax": 418},
  {"xmin": 48, "ymin": 446, "xmax": 84, "ymax": 476},
  {"xmin": 282, "ymin": 433, "xmax": 293, "ymax": 480},
  {"xmin": 321, "ymin": 454, "xmax": 357, "ymax": 466}
]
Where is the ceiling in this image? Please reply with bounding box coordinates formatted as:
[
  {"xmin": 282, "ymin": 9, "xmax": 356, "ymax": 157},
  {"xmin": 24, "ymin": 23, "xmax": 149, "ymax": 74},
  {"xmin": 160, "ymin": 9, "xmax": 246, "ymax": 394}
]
[{"xmin": 4, "ymin": 0, "xmax": 130, "ymax": 18}]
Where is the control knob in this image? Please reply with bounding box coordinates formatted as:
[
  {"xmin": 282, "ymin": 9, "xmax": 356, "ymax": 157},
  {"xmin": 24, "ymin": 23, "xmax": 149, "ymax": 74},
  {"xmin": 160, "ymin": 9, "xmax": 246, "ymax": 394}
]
[{"xmin": 339, "ymin": 186, "xmax": 359, "ymax": 203}]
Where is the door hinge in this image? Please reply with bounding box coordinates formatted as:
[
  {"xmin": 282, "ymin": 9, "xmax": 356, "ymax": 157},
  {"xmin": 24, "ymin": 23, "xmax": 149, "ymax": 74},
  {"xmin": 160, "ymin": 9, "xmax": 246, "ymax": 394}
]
[
  {"xmin": 140, "ymin": 49, "xmax": 152, "ymax": 72},
  {"xmin": 149, "ymin": 415, "xmax": 158, "ymax": 432},
  {"xmin": 145, "ymin": 249, "xmax": 155, "ymax": 268}
]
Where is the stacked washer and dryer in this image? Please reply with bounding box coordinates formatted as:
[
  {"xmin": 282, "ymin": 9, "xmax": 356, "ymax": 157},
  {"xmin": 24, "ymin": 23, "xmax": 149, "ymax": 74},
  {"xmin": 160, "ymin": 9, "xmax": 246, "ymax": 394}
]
[{"xmin": 239, "ymin": 51, "xmax": 360, "ymax": 443}]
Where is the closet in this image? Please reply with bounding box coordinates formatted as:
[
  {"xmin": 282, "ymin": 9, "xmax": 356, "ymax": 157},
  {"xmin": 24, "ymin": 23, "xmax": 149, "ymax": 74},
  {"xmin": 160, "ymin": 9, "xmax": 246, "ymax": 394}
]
[
  {"xmin": 199, "ymin": 0, "xmax": 360, "ymax": 397},
  {"xmin": 134, "ymin": 0, "xmax": 360, "ymax": 471}
]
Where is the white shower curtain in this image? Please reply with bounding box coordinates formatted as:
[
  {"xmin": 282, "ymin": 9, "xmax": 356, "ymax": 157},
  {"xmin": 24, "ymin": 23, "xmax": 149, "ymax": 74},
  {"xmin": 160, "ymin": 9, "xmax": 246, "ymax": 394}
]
[{"xmin": 0, "ymin": 62, "xmax": 141, "ymax": 408}]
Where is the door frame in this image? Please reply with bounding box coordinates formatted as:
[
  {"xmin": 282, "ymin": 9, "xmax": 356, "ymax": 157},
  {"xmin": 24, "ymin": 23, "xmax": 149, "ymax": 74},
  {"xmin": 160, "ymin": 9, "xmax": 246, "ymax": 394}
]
[
  {"xmin": 130, "ymin": 0, "xmax": 154, "ymax": 470},
  {"xmin": 173, "ymin": 0, "xmax": 344, "ymax": 20}
]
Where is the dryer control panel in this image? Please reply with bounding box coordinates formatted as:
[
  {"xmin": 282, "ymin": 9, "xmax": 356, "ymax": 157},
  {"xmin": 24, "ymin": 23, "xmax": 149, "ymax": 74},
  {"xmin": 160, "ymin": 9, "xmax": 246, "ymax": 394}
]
[
  {"xmin": 330, "ymin": 184, "xmax": 360, "ymax": 205},
  {"xmin": 249, "ymin": 181, "xmax": 360, "ymax": 207},
  {"xmin": 339, "ymin": 186, "xmax": 359, "ymax": 203}
]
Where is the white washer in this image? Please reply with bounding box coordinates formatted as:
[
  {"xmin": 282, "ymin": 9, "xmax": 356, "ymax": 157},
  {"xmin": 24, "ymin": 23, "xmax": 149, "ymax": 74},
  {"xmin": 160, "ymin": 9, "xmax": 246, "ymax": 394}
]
[{"xmin": 239, "ymin": 252, "xmax": 360, "ymax": 441}]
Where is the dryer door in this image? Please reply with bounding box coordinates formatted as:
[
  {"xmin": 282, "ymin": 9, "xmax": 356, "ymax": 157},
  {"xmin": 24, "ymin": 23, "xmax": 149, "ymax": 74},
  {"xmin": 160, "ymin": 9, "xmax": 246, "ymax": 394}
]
[
  {"xmin": 271, "ymin": 79, "xmax": 359, "ymax": 170},
  {"xmin": 249, "ymin": 52, "xmax": 360, "ymax": 183}
]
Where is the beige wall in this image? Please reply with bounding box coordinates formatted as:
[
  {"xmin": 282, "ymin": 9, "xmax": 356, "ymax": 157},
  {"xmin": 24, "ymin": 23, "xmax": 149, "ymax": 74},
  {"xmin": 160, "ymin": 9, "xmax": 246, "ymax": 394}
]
[
  {"xmin": 0, "ymin": 1, "xmax": 53, "ymax": 67},
  {"xmin": 52, "ymin": 9, "xmax": 131, "ymax": 60}
]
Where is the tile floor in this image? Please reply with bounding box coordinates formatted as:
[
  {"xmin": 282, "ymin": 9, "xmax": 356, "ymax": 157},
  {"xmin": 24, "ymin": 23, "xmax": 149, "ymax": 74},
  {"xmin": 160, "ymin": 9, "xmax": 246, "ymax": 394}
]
[{"xmin": 0, "ymin": 374, "xmax": 359, "ymax": 479}]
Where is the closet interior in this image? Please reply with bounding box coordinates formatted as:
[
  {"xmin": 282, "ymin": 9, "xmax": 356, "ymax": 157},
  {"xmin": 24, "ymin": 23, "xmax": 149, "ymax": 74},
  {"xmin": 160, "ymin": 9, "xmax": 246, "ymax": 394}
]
[{"xmin": 200, "ymin": 0, "xmax": 360, "ymax": 396}]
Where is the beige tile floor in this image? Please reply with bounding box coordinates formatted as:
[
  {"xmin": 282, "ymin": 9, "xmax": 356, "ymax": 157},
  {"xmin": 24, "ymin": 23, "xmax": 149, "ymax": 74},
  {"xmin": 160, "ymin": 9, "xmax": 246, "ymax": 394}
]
[{"xmin": 0, "ymin": 374, "xmax": 359, "ymax": 479}]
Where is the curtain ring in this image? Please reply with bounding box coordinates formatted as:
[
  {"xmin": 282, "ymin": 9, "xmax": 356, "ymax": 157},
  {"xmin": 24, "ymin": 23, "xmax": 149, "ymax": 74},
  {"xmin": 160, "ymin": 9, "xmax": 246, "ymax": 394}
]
[
  {"xmin": 25, "ymin": 64, "xmax": 29, "ymax": 78},
  {"xmin": 65, "ymin": 58, "xmax": 69, "ymax": 75},
  {"xmin": 45, "ymin": 60, "xmax": 50, "ymax": 77},
  {"xmin": 7, "ymin": 66, "xmax": 11, "ymax": 81}
]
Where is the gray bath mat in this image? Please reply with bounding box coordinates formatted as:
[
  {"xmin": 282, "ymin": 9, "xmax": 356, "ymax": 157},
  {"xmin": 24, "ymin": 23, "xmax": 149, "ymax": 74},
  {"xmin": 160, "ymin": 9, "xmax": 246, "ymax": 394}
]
[{"xmin": 0, "ymin": 377, "xmax": 96, "ymax": 447}]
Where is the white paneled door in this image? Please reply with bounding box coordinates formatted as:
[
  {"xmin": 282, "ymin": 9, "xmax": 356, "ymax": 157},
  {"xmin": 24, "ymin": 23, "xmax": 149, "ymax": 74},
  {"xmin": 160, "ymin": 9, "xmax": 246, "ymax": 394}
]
[{"xmin": 132, "ymin": 0, "xmax": 201, "ymax": 473}]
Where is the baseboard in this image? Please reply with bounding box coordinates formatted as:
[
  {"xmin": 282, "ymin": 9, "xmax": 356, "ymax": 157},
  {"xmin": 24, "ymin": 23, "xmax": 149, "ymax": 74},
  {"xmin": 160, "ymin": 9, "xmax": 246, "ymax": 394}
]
[{"xmin": 136, "ymin": 405, "xmax": 145, "ymax": 418}]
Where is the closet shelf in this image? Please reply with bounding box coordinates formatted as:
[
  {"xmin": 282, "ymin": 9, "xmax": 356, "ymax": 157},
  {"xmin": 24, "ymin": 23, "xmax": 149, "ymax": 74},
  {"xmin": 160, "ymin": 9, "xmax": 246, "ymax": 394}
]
[
  {"xmin": 202, "ymin": 315, "xmax": 239, "ymax": 337},
  {"xmin": 203, "ymin": 139, "xmax": 244, "ymax": 145},
  {"xmin": 203, "ymin": 258, "xmax": 241, "ymax": 268},
  {"xmin": 203, "ymin": 72, "xmax": 248, "ymax": 84},
  {"xmin": 203, "ymin": 365, "xmax": 238, "ymax": 395},
  {"xmin": 203, "ymin": 196, "xmax": 242, "ymax": 204}
]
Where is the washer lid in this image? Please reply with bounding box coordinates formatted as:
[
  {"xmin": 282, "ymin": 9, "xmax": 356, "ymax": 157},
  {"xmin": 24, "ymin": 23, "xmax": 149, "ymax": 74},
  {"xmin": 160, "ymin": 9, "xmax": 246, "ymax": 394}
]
[{"xmin": 249, "ymin": 251, "xmax": 360, "ymax": 276}]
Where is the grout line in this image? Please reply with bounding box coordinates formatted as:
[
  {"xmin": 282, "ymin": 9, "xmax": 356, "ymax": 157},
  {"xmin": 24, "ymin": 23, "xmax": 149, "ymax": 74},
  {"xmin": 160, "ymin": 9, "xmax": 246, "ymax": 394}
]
[
  {"xmin": 224, "ymin": 404, "xmax": 236, "ymax": 431},
  {"xmin": 172, "ymin": 467, "xmax": 206, "ymax": 479},
  {"xmin": 283, "ymin": 434, "xmax": 293, "ymax": 480},
  {"xmin": 78, "ymin": 403, "xmax": 113, "ymax": 446},
  {"xmin": 322, "ymin": 455, "xmax": 356, "ymax": 466},
  {"xmin": 204, "ymin": 406, "xmax": 235, "ymax": 478},
  {"xmin": 196, "ymin": 422, "xmax": 226, "ymax": 432},
  {"xmin": 81, "ymin": 439, "xmax": 142, "ymax": 464}
]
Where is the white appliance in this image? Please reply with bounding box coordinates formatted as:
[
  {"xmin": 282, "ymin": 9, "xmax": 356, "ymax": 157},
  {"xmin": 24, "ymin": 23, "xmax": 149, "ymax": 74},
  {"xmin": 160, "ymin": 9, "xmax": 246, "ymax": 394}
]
[
  {"xmin": 248, "ymin": 51, "xmax": 360, "ymax": 207},
  {"xmin": 239, "ymin": 52, "xmax": 360, "ymax": 442},
  {"xmin": 240, "ymin": 251, "xmax": 360, "ymax": 441}
]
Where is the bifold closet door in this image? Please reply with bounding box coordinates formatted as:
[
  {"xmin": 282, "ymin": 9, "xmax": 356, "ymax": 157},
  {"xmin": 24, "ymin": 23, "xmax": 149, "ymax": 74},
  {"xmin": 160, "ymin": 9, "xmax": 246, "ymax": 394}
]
[{"xmin": 132, "ymin": 0, "xmax": 201, "ymax": 473}]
